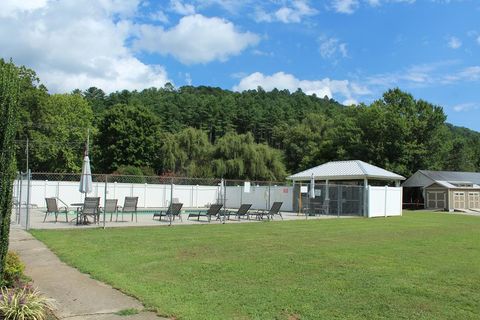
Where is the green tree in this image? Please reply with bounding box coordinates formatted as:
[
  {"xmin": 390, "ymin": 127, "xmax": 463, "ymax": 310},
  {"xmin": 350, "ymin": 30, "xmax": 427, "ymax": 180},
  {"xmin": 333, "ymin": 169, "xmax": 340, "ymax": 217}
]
[
  {"xmin": 273, "ymin": 113, "xmax": 334, "ymax": 172},
  {"xmin": 96, "ymin": 104, "xmax": 162, "ymax": 172},
  {"xmin": 0, "ymin": 61, "xmax": 19, "ymax": 285},
  {"xmin": 213, "ymin": 132, "xmax": 286, "ymax": 180},
  {"xmin": 28, "ymin": 93, "xmax": 93, "ymax": 172},
  {"xmin": 175, "ymin": 127, "xmax": 212, "ymax": 177}
]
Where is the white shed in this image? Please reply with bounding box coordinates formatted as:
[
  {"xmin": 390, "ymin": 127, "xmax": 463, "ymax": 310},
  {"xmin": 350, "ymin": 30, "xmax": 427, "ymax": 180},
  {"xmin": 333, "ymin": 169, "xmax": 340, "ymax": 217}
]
[{"xmin": 287, "ymin": 160, "xmax": 405, "ymax": 217}]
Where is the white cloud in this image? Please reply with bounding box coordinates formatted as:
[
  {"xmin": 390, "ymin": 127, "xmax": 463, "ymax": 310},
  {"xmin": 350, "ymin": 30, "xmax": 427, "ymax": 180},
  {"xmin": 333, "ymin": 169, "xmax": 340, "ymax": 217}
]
[
  {"xmin": 170, "ymin": 0, "xmax": 195, "ymax": 15},
  {"xmin": 331, "ymin": 0, "xmax": 359, "ymax": 14},
  {"xmin": 134, "ymin": 14, "xmax": 260, "ymax": 64},
  {"xmin": 333, "ymin": 0, "xmax": 417, "ymax": 14},
  {"xmin": 453, "ymin": 102, "xmax": 478, "ymax": 112},
  {"xmin": 255, "ymin": 0, "xmax": 317, "ymax": 23},
  {"xmin": 0, "ymin": 0, "xmax": 48, "ymax": 18},
  {"xmin": 318, "ymin": 36, "xmax": 348, "ymax": 59},
  {"xmin": 343, "ymin": 98, "xmax": 358, "ymax": 106},
  {"xmin": 447, "ymin": 36, "xmax": 462, "ymax": 49},
  {"xmin": 233, "ymin": 71, "xmax": 368, "ymax": 104},
  {"xmin": 476, "ymin": 35, "xmax": 480, "ymax": 45},
  {"xmin": 195, "ymin": 0, "xmax": 246, "ymax": 14},
  {"xmin": 442, "ymin": 66, "xmax": 480, "ymax": 84},
  {"xmin": 0, "ymin": 0, "xmax": 170, "ymax": 93},
  {"xmin": 150, "ymin": 10, "xmax": 169, "ymax": 23}
]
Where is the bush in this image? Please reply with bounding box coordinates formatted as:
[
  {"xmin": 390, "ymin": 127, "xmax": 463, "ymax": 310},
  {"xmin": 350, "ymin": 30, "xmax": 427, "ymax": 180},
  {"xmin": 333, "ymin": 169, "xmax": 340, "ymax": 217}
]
[
  {"xmin": 2, "ymin": 252, "xmax": 25, "ymax": 287},
  {"xmin": 0, "ymin": 286, "xmax": 55, "ymax": 320}
]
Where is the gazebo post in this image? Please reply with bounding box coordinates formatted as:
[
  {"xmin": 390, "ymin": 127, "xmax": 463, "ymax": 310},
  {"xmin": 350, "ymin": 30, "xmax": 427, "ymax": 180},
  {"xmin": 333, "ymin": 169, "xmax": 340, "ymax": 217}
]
[
  {"xmin": 363, "ymin": 178, "xmax": 368, "ymax": 217},
  {"xmin": 325, "ymin": 179, "xmax": 329, "ymax": 215}
]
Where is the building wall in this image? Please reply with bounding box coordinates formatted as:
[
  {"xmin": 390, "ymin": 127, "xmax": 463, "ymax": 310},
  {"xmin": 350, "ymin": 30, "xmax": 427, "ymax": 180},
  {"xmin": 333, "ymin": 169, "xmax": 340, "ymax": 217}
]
[
  {"xmin": 425, "ymin": 185, "xmax": 480, "ymax": 211},
  {"xmin": 425, "ymin": 185, "xmax": 449, "ymax": 210},
  {"xmin": 402, "ymin": 171, "xmax": 434, "ymax": 188}
]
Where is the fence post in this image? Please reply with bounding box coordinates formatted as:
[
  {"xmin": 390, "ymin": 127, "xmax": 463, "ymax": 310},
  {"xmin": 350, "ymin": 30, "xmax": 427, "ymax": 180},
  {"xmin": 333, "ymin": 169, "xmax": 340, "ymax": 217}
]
[
  {"xmin": 384, "ymin": 186, "xmax": 388, "ymax": 218},
  {"xmin": 223, "ymin": 179, "xmax": 227, "ymax": 224},
  {"xmin": 337, "ymin": 185, "xmax": 340, "ymax": 218},
  {"xmin": 169, "ymin": 177, "xmax": 174, "ymax": 226},
  {"xmin": 268, "ymin": 182, "xmax": 271, "ymax": 211},
  {"xmin": 15, "ymin": 173, "xmax": 20, "ymax": 224},
  {"xmin": 103, "ymin": 174, "xmax": 108, "ymax": 229},
  {"xmin": 144, "ymin": 183, "xmax": 147, "ymax": 208},
  {"xmin": 26, "ymin": 169, "xmax": 31, "ymax": 230}
]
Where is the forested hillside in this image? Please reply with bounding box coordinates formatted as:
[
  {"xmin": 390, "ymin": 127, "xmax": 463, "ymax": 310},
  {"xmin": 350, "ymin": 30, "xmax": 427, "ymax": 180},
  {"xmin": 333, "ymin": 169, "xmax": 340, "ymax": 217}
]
[{"xmin": 5, "ymin": 59, "xmax": 480, "ymax": 181}]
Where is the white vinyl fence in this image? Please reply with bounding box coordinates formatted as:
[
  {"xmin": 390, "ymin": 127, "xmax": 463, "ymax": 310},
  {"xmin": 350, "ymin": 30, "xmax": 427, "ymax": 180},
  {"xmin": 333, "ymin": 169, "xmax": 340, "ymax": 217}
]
[
  {"xmin": 368, "ymin": 186, "xmax": 403, "ymax": 217},
  {"xmin": 27, "ymin": 180, "xmax": 221, "ymax": 209},
  {"xmin": 225, "ymin": 185, "xmax": 293, "ymax": 211},
  {"xmin": 25, "ymin": 180, "xmax": 294, "ymax": 211}
]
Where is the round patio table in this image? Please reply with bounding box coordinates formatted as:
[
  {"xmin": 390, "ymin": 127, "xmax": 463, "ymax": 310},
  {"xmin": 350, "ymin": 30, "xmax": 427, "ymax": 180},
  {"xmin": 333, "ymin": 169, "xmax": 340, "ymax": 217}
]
[{"xmin": 70, "ymin": 203, "xmax": 86, "ymax": 225}]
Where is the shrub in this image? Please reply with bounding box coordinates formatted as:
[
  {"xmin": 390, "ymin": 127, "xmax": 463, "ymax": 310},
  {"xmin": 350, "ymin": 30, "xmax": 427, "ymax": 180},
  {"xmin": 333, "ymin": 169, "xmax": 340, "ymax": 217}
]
[
  {"xmin": 2, "ymin": 252, "xmax": 25, "ymax": 287},
  {"xmin": 0, "ymin": 286, "xmax": 55, "ymax": 320}
]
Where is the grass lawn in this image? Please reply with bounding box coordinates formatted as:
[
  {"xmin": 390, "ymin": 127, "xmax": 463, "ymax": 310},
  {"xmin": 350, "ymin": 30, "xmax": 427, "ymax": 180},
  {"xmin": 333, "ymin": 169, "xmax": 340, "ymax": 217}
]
[{"xmin": 30, "ymin": 212, "xmax": 480, "ymax": 320}]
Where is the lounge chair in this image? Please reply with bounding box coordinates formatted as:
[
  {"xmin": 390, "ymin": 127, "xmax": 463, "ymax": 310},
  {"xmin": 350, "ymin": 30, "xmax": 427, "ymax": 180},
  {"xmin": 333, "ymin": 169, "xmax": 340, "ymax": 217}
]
[
  {"xmin": 250, "ymin": 202, "xmax": 283, "ymax": 220},
  {"xmin": 153, "ymin": 203, "xmax": 183, "ymax": 221},
  {"xmin": 76, "ymin": 197, "xmax": 100, "ymax": 224},
  {"xmin": 187, "ymin": 204, "xmax": 223, "ymax": 222},
  {"xmin": 44, "ymin": 197, "xmax": 69, "ymax": 222},
  {"xmin": 224, "ymin": 204, "xmax": 252, "ymax": 220},
  {"xmin": 101, "ymin": 199, "xmax": 119, "ymax": 222},
  {"xmin": 122, "ymin": 197, "xmax": 138, "ymax": 222}
]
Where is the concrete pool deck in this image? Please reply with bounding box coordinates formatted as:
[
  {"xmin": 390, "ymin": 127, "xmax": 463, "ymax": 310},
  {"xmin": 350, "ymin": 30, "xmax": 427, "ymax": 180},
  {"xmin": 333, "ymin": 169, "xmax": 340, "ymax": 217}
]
[{"xmin": 18, "ymin": 207, "xmax": 359, "ymax": 230}]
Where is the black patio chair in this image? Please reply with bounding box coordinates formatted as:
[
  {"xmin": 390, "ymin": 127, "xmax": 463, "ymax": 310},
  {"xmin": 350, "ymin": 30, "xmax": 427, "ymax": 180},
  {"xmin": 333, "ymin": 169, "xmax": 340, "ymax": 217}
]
[
  {"xmin": 224, "ymin": 204, "xmax": 252, "ymax": 220},
  {"xmin": 153, "ymin": 203, "xmax": 183, "ymax": 221},
  {"xmin": 44, "ymin": 197, "xmax": 68, "ymax": 223},
  {"xmin": 187, "ymin": 204, "xmax": 223, "ymax": 222},
  {"xmin": 250, "ymin": 202, "xmax": 283, "ymax": 220}
]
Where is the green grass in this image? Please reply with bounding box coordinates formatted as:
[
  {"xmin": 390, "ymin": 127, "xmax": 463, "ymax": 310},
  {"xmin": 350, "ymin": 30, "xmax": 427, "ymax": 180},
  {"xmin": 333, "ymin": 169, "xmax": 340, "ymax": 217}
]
[
  {"xmin": 30, "ymin": 212, "xmax": 480, "ymax": 320},
  {"xmin": 115, "ymin": 308, "xmax": 140, "ymax": 316}
]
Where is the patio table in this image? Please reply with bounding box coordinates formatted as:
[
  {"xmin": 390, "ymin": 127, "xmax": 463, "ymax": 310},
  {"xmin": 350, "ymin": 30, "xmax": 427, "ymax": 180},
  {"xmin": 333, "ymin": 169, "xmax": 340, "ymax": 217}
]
[{"xmin": 70, "ymin": 203, "xmax": 87, "ymax": 225}]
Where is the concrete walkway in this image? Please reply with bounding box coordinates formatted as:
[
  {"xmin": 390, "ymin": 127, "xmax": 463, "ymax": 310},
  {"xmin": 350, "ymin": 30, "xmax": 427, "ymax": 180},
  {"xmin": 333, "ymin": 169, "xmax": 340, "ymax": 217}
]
[{"xmin": 9, "ymin": 226, "xmax": 164, "ymax": 320}]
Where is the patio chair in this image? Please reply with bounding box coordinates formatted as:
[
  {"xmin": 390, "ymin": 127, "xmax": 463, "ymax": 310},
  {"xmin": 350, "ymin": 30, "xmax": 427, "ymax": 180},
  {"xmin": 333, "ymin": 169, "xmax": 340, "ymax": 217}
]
[
  {"xmin": 307, "ymin": 201, "xmax": 329, "ymax": 216},
  {"xmin": 250, "ymin": 202, "xmax": 283, "ymax": 220},
  {"xmin": 100, "ymin": 199, "xmax": 119, "ymax": 222},
  {"xmin": 153, "ymin": 203, "xmax": 183, "ymax": 222},
  {"xmin": 122, "ymin": 197, "xmax": 138, "ymax": 222},
  {"xmin": 224, "ymin": 204, "xmax": 252, "ymax": 220},
  {"xmin": 44, "ymin": 197, "xmax": 69, "ymax": 223},
  {"xmin": 187, "ymin": 204, "xmax": 223, "ymax": 222},
  {"xmin": 12, "ymin": 196, "xmax": 19, "ymax": 208},
  {"xmin": 76, "ymin": 197, "xmax": 100, "ymax": 224}
]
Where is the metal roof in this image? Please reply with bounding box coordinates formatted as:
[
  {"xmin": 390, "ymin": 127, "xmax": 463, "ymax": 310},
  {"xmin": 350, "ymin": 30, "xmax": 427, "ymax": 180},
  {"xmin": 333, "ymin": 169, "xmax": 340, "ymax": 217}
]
[
  {"xmin": 286, "ymin": 160, "xmax": 405, "ymax": 181},
  {"xmin": 418, "ymin": 170, "xmax": 480, "ymax": 185},
  {"xmin": 426, "ymin": 180, "xmax": 480, "ymax": 189}
]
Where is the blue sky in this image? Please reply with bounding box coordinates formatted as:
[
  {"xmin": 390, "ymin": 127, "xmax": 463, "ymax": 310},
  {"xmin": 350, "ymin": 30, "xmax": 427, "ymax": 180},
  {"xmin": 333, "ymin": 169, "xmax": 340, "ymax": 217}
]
[{"xmin": 1, "ymin": 0, "xmax": 479, "ymax": 130}]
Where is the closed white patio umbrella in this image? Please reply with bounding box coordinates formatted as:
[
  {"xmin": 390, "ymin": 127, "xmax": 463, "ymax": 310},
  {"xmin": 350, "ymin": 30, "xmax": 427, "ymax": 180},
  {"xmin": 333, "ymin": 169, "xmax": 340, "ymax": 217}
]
[
  {"xmin": 309, "ymin": 174, "xmax": 315, "ymax": 199},
  {"xmin": 79, "ymin": 152, "xmax": 93, "ymax": 195}
]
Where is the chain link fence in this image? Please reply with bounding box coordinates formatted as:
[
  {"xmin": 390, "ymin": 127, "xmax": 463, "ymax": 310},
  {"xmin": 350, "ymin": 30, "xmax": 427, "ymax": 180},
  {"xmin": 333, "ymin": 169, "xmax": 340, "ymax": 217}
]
[
  {"xmin": 12, "ymin": 170, "xmax": 31, "ymax": 229},
  {"xmin": 293, "ymin": 182, "xmax": 365, "ymax": 217},
  {"xmin": 12, "ymin": 172, "xmax": 369, "ymax": 229}
]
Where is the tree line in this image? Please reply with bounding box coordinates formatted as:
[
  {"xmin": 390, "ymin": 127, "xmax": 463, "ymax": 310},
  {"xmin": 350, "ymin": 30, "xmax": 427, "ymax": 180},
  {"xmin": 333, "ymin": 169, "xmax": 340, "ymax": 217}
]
[{"xmin": 5, "ymin": 59, "xmax": 480, "ymax": 181}]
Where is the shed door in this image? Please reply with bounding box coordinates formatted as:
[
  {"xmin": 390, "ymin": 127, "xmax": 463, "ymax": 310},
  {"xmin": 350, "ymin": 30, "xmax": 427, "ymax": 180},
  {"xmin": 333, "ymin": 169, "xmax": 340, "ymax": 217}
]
[
  {"xmin": 468, "ymin": 192, "xmax": 480, "ymax": 209},
  {"xmin": 453, "ymin": 192, "xmax": 466, "ymax": 209},
  {"xmin": 427, "ymin": 191, "xmax": 446, "ymax": 209}
]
